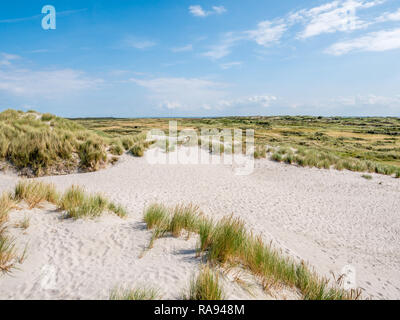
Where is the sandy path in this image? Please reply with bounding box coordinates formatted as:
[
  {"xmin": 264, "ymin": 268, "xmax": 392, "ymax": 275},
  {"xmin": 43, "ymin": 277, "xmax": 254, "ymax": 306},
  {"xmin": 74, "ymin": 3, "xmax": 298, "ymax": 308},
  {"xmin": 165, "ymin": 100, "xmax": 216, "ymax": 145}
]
[{"xmin": 1, "ymin": 151, "xmax": 399, "ymax": 299}]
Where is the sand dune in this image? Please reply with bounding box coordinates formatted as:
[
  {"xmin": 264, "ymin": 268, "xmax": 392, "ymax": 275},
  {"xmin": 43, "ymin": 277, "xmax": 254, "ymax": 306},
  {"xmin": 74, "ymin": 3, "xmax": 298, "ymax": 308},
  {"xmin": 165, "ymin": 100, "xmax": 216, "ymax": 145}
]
[{"xmin": 1, "ymin": 151, "xmax": 399, "ymax": 299}]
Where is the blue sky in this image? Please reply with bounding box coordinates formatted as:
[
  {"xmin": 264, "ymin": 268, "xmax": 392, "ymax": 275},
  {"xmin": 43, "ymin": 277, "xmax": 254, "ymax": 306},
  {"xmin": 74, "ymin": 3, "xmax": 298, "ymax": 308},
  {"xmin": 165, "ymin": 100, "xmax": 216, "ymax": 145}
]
[{"xmin": 0, "ymin": 0, "xmax": 400, "ymax": 117}]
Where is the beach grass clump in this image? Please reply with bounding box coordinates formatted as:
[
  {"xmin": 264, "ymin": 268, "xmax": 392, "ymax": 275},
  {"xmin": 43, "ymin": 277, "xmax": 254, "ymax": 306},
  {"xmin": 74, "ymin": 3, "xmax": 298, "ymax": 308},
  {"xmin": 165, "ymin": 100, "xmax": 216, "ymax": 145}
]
[
  {"xmin": 58, "ymin": 185, "xmax": 85, "ymax": 212},
  {"xmin": 270, "ymin": 146, "xmax": 399, "ymax": 178},
  {"xmin": 0, "ymin": 193, "xmax": 15, "ymax": 225},
  {"xmin": 184, "ymin": 265, "xmax": 224, "ymax": 300},
  {"xmin": 130, "ymin": 143, "xmax": 145, "ymax": 157},
  {"xmin": 78, "ymin": 138, "xmax": 108, "ymax": 171},
  {"xmin": 109, "ymin": 139, "xmax": 124, "ymax": 156},
  {"xmin": 0, "ymin": 230, "xmax": 19, "ymax": 274},
  {"xmin": 143, "ymin": 202, "xmax": 362, "ymax": 300},
  {"xmin": 108, "ymin": 202, "xmax": 128, "ymax": 218},
  {"xmin": 110, "ymin": 286, "xmax": 160, "ymax": 300},
  {"xmin": 144, "ymin": 203, "xmax": 202, "ymax": 248},
  {"xmin": 0, "ymin": 109, "xmax": 155, "ymax": 176},
  {"xmin": 58, "ymin": 185, "xmax": 127, "ymax": 220},
  {"xmin": 202, "ymin": 216, "xmax": 247, "ymax": 265},
  {"xmin": 14, "ymin": 180, "xmax": 59, "ymax": 208},
  {"xmin": 15, "ymin": 216, "xmax": 30, "ymax": 230}
]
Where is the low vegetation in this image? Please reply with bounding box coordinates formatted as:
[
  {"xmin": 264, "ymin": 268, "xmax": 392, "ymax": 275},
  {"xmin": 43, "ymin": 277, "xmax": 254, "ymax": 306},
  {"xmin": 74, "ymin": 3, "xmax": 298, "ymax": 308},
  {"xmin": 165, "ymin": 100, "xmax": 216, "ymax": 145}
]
[
  {"xmin": 143, "ymin": 203, "xmax": 362, "ymax": 300},
  {"xmin": 12, "ymin": 180, "xmax": 127, "ymax": 220},
  {"xmin": 361, "ymin": 174, "xmax": 373, "ymax": 180},
  {"xmin": 0, "ymin": 192, "xmax": 25, "ymax": 274},
  {"xmin": 1, "ymin": 180, "xmax": 127, "ymax": 275},
  {"xmin": 270, "ymin": 147, "xmax": 400, "ymax": 177},
  {"xmin": 184, "ymin": 265, "xmax": 224, "ymax": 300},
  {"xmin": 14, "ymin": 180, "xmax": 59, "ymax": 209},
  {"xmin": 109, "ymin": 286, "xmax": 160, "ymax": 300},
  {"xmin": 76, "ymin": 115, "xmax": 400, "ymax": 177},
  {"xmin": 0, "ymin": 109, "xmax": 150, "ymax": 177}
]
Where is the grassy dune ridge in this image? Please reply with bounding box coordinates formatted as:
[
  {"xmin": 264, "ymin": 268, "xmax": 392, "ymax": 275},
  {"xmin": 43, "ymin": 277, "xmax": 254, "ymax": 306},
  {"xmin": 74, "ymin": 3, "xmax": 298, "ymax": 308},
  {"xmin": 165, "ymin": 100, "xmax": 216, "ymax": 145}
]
[
  {"xmin": 0, "ymin": 109, "xmax": 148, "ymax": 176},
  {"xmin": 144, "ymin": 203, "xmax": 362, "ymax": 300}
]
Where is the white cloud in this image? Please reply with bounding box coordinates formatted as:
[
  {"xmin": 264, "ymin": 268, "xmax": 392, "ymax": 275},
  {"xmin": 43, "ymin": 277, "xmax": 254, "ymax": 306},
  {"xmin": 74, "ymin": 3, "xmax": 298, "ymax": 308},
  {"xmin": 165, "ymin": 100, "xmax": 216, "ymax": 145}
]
[
  {"xmin": 130, "ymin": 77, "xmax": 228, "ymax": 110},
  {"xmin": 171, "ymin": 44, "xmax": 193, "ymax": 53},
  {"xmin": 0, "ymin": 53, "xmax": 20, "ymax": 66},
  {"xmin": 0, "ymin": 67, "xmax": 103, "ymax": 97},
  {"xmin": 296, "ymin": 0, "xmax": 384, "ymax": 39},
  {"xmin": 247, "ymin": 20, "xmax": 287, "ymax": 46},
  {"xmin": 189, "ymin": 5, "xmax": 227, "ymax": 17},
  {"xmin": 326, "ymin": 28, "xmax": 400, "ymax": 55}
]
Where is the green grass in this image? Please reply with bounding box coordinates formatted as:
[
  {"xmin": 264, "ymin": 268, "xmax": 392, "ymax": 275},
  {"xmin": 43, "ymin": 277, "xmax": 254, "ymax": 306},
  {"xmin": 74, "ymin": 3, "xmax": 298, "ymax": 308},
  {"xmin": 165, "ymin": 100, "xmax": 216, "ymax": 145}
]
[
  {"xmin": 184, "ymin": 265, "xmax": 224, "ymax": 300},
  {"xmin": 11, "ymin": 181, "xmax": 127, "ymax": 220},
  {"xmin": 59, "ymin": 185, "xmax": 126, "ymax": 219},
  {"xmin": 109, "ymin": 286, "xmax": 160, "ymax": 300},
  {"xmin": 74, "ymin": 115, "xmax": 400, "ymax": 178},
  {"xmin": 0, "ymin": 192, "xmax": 26, "ymax": 274},
  {"xmin": 143, "ymin": 203, "xmax": 362, "ymax": 300},
  {"xmin": 271, "ymin": 147, "xmax": 399, "ymax": 177},
  {"xmin": 0, "ymin": 109, "xmax": 150, "ymax": 176},
  {"xmin": 0, "ymin": 193, "xmax": 14, "ymax": 226},
  {"xmin": 108, "ymin": 203, "xmax": 128, "ymax": 218},
  {"xmin": 14, "ymin": 180, "xmax": 59, "ymax": 208},
  {"xmin": 361, "ymin": 174, "xmax": 373, "ymax": 180}
]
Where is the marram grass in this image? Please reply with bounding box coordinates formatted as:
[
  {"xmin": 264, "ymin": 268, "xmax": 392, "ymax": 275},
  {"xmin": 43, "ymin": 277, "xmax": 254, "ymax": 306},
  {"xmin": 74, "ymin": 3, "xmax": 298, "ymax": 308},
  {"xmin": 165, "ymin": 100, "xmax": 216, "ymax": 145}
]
[
  {"xmin": 143, "ymin": 203, "xmax": 362, "ymax": 300},
  {"xmin": 184, "ymin": 265, "xmax": 224, "ymax": 300},
  {"xmin": 109, "ymin": 286, "xmax": 160, "ymax": 300}
]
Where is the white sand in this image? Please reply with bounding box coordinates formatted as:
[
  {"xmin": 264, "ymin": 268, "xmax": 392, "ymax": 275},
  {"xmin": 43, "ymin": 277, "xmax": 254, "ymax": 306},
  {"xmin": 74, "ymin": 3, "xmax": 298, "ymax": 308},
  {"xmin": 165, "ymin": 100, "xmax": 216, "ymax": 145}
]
[{"xmin": 0, "ymin": 150, "xmax": 399, "ymax": 299}]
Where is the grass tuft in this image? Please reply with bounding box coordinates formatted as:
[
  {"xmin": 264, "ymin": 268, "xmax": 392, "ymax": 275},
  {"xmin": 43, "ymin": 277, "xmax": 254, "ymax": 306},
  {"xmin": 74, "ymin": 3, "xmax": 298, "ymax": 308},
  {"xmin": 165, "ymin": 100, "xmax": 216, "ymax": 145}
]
[
  {"xmin": 184, "ymin": 265, "xmax": 224, "ymax": 300},
  {"xmin": 14, "ymin": 180, "xmax": 59, "ymax": 208},
  {"xmin": 361, "ymin": 174, "xmax": 373, "ymax": 180},
  {"xmin": 144, "ymin": 202, "xmax": 362, "ymax": 300},
  {"xmin": 110, "ymin": 286, "xmax": 160, "ymax": 300}
]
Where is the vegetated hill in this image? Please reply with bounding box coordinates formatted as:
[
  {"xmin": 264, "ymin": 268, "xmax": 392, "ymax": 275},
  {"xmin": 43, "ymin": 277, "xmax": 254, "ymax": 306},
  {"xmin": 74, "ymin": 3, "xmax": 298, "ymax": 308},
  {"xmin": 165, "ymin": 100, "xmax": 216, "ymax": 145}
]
[{"xmin": 0, "ymin": 109, "xmax": 146, "ymax": 177}]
